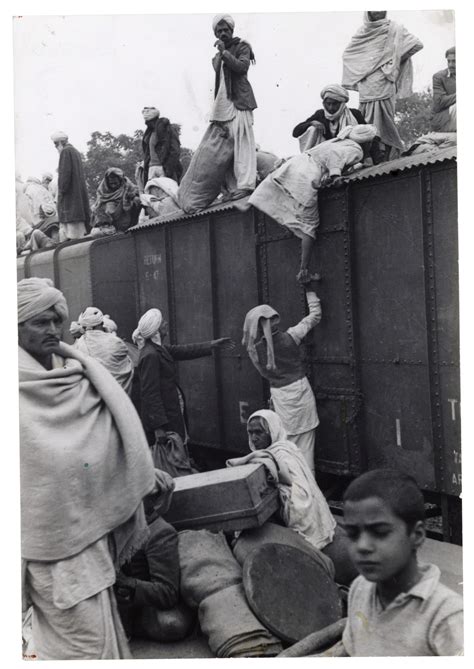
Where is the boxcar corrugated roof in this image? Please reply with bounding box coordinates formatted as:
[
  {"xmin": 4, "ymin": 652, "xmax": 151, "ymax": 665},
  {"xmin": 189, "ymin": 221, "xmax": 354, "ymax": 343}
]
[{"xmin": 130, "ymin": 147, "xmax": 457, "ymax": 231}]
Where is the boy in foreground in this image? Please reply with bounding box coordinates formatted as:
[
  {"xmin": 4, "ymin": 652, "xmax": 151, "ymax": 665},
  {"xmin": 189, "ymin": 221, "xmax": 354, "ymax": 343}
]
[{"xmin": 340, "ymin": 469, "xmax": 463, "ymax": 656}]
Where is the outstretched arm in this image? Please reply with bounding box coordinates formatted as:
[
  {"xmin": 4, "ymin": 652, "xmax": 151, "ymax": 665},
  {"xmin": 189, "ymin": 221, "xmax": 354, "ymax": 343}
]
[{"xmin": 287, "ymin": 287, "xmax": 322, "ymax": 345}]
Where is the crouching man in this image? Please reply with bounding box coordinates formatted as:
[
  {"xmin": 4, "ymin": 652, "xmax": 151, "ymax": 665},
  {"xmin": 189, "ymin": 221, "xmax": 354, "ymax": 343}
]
[{"xmin": 115, "ymin": 470, "xmax": 195, "ymax": 642}]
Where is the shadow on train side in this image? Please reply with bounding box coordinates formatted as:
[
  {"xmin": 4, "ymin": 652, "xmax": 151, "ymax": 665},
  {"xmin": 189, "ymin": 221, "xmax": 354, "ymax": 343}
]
[{"xmin": 17, "ymin": 148, "xmax": 461, "ymax": 542}]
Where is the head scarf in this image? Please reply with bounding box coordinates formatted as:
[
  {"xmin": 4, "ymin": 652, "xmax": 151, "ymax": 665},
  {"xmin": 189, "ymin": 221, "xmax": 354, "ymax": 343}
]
[
  {"xmin": 337, "ymin": 123, "xmax": 377, "ymax": 143},
  {"xmin": 69, "ymin": 320, "xmax": 84, "ymax": 337},
  {"xmin": 103, "ymin": 314, "xmax": 118, "ymax": 334},
  {"xmin": 94, "ymin": 167, "xmax": 138, "ymax": 214},
  {"xmin": 142, "ymin": 107, "xmax": 160, "ymax": 122},
  {"xmin": 242, "ymin": 305, "xmax": 279, "ymax": 372},
  {"xmin": 50, "ymin": 130, "xmax": 68, "ymax": 142},
  {"xmin": 212, "ymin": 13, "xmax": 235, "ymax": 33},
  {"xmin": 132, "ymin": 308, "xmax": 163, "ymax": 349},
  {"xmin": 320, "ymin": 84, "xmax": 350, "ymax": 104},
  {"xmin": 247, "ymin": 409, "xmax": 288, "ymax": 451},
  {"xmin": 78, "ymin": 306, "xmax": 104, "ymax": 330},
  {"xmin": 42, "ymin": 172, "xmax": 53, "ymax": 182},
  {"xmin": 144, "ymin": 177, "xmax": 179, "ymax": 203},
  {"xmin": 18, "ymin": 278, "xmax": 68, "ymax": 324}
]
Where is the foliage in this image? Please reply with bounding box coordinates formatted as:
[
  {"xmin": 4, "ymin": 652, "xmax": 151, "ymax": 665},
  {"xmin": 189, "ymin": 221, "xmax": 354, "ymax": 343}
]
[
  {"xmin": 82, "ymin": 125, "xmax": 193, "ymax": 198},
  {"xmin": 395, "ymin": 89, "xmax": 433, "ymax": 148}
]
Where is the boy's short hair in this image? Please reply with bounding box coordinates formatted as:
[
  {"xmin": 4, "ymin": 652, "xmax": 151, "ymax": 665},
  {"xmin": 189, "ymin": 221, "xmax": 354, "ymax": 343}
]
[
  {"xmin": 343, "ymin": 468, "xmax": 425, "ymax": 528},
  {"xmin": 445, "ymin": 46, "xmax": 455, "ymax": 58}
]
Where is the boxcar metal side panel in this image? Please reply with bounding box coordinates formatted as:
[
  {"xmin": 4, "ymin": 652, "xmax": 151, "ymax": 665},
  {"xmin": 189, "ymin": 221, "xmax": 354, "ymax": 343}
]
[
  {"xmin": 351, "ymin": 172, "xmax": 436, "ymax": 490},
  {"xmin": 27, "ymin": 249, "xmax": 56, "ymax": 283},
  {"xmin": 57, "ymin": 243, "xmax": 93, "ymax": 342},
  {"xmin": 17, "ymin": 256, "xmax": 26, "ymax": 282},
  {"xmin": 90, "ymin": 235, "xmax": 139, "ymax": 340},
  {"xmin": 134, "ymin": 226, "xmax": 169, "ymax": 319}
]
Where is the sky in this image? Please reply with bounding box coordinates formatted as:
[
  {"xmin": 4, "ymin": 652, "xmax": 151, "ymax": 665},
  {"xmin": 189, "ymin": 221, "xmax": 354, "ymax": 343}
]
[{"xmin": 12, "ymin": 9, "xmax": 455, "ymax": 179}]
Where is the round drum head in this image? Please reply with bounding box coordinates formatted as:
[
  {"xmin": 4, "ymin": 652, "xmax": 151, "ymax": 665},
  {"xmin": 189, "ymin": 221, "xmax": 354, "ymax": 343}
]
[{"xmin": 243, "ymin": 542, "xmax": 342, "ymax": 644}]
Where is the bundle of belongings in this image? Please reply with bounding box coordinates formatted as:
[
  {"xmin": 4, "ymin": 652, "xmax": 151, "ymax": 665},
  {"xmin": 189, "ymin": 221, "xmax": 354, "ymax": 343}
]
[
  {"xmin": 136, "ymin": 177, "xmax": 182, "ymax": 225},
  {"xmin": 403, "ymin": 132, "xmax": 457, "ymax": 157},
  {"xmin": 178, "ymin": 529, "xmax": 282, "ymax": 657}
]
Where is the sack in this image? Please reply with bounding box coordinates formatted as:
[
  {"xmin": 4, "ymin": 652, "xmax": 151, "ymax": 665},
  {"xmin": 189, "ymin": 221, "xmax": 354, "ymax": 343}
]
[
  {"xmin": 151, "ymin": 432, "xmax": 197, "ymax": 478},
  {"xmin": 178, "ymin": 123, "xmax": 234, "ymax": 214}
]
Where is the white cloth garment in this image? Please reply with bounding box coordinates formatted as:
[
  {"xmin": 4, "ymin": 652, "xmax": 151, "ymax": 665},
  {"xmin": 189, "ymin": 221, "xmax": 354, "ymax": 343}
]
[{"xmin": 287, "ymin": 428, "xmax": 316, "ymax": 474}]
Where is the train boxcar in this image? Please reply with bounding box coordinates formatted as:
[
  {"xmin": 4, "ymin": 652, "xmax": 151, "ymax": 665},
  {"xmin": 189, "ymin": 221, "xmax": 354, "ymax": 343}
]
[{"xmin": 18, "ymin": 147, "xmax": 460, "ymax": 541}]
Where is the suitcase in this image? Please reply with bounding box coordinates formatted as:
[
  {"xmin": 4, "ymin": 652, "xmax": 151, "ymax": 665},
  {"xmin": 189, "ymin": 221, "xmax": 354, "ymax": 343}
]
[{"xmin": 164, "ymin": 464, "xmax": 279, "ymax": 532}]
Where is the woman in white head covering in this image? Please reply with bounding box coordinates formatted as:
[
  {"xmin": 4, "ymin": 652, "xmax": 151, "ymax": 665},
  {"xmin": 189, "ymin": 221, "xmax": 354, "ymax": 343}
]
[
  {"xmin": 248, "ymin": 124, "xmax": 378, "ymax": 284},
  {"xmin": 132, "ymin": 308, "xmax": 234, "ymax": 453},
  {"xmin": 136, "ymin": 177, "xmax": 182, "ymax": 225},
  {"xmin": 227, "ymin": 410, "xmax": 336, "ymax": 551}
]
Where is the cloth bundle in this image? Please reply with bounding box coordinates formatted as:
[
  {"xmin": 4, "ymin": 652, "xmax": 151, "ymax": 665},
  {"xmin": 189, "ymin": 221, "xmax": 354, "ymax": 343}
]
[{"xmin": 178, "ymin": 530, "xmax": 282, "ymax": 657}]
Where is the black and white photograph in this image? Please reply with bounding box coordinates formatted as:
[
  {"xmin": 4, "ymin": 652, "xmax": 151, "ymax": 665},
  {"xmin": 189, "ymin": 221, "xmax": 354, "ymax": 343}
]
[{"xmin": 3, "ymin": 0, "xmax": 469, "ymax": 664}]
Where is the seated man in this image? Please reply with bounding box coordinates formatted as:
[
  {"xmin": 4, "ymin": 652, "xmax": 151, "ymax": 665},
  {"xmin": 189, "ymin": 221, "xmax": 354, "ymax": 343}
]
[
  {"xmin": 292, "ymin": 84, "xmax": 383, "ymax": 164},
  {"xmin": 431, "ymin": 46, "xmax": 456, "ymax": 132},
  {"xmin": 115, "ymin": 472, "xmax": 195, "ymax": 642}
]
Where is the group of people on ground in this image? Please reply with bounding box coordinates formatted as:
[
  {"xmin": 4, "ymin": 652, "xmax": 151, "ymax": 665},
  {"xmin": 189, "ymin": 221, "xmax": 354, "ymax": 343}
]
[
  {"xmin": 17, "ymin": 13, "xmax": 456, "ymax": 283},
  {"xmin": 18, "ymin": 275, "xmax": 463, "ymax": 658}
]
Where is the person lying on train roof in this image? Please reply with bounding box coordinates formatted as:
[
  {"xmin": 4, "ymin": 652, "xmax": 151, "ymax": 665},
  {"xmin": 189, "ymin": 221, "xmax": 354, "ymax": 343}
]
[
  {"xmin": 292, "ymin": 84, "xmax": 383, "ymax": 164},
  {"xmin": 18, "ymin": 277, "xmax": 155, "ymax": 660},
  {"xmin": 115, "ymin": 468, "xmax": 195, "ymax": 643},
  {"xmin": 245, "ymin": 124, "xmax": 377, "ymax": 285},
  {"xmin": 227, "ymin": 410, "xmax": 336, "ymax": 552},
  {"xmin": 132, "ymin": 308, "xmax": 235, "ymax": 474},
  {"xmin": 241, "ymin": 280, "xmax": 321, "ymax": 474},
  {"xmin": 75, "ymin": 305, "xmax": 134, "ymax": 394},
  {"xmin": 338, "ymin": 469, "xmax": 463, "ymax": 656}
]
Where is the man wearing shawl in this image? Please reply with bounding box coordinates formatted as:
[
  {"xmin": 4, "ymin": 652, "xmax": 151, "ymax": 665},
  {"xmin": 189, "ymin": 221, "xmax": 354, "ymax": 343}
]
[
  {"xmin": 342, "ymin": 11, "xmax": 423, "ymax": 160},
  {"xmin": 242, "ymin": 280, "xmax": 321, "ymax": 474},
  {"xmin": 292, "ymin": 84, "xmax": 383, "ymax": 164},
  {"xmin": 23, "ymin": 176, "xmax": 58, "ymax": 228},
  {"xmin": 431, "ymin": 46, "xmax": 456, "ymax": 133},
  {"xmin": 141, "ymin": 107, "xmax": 183, "ymax": 184},
  {"xmin": 76, "ymin": 306, "xmax": 134, "ymax": 394},
  {"xmin": 51, "ymin": 130, "xmax": 91, "ymax": 240},
  {"xmin": 247, "ymin": 124, "xmax": 378, "ymax": 283},
  {"xmin": 91, "ymin": 167, "xmax": 140, "ymax": 234},
  {"xmin": 227, "ymin": 410, "xmax": 336, "ymax": 551},
  {"xmin": 18, "ymin": 278, "xmax": 156, "ymax": 659}
]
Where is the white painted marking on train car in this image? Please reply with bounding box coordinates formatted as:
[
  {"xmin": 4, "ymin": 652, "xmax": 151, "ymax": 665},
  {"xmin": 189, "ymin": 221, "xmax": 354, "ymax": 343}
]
[
  {"xmin": 239, "ymin": 401, "xmax": 250, "ymax": 425},
  {"xmin": 448, "ymin": 398, "xmax": 458, "ymax": 421},
  {"xmin": 396, "ymin": 419, "xmax": 402, "ymax": 447}
]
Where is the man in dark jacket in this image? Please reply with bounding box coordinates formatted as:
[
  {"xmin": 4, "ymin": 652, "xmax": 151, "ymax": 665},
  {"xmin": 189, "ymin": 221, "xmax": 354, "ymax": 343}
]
[
  {"xmin": 141, "ymin": 107, "xmax": 183, "ymax": 184},
  {"xmin": 431, "ymin": 46, "xmax": 456, "ymax": 132},
  {"xmin": 292, "ymin": 84, "xmax": 383, "ymax": 164},
  {"xmin": 211, "ymin": 13, "xmax": 257, "ymax": 199},
  {"xmin": 115, "ymin": 470, "xmax": 195, "ymax": 642},
  {"xmin": 51, "ymin": 131, "xmax": 91, "ymax": 241}
]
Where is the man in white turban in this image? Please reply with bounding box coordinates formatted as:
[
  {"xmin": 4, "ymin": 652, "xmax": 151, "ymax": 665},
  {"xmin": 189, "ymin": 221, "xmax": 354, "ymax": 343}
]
[
  {"xmin": 51, "ymin": 130, "xmax": 91, "ymax": 241},
  {"xmin": 177, "ymin": 14, "xmax": 257, "ymax": 213},
  {"xmin": 292, "ymin": 84, "xmax": 382, "ymax": 164},
  {"xmin": 76, "ymin": 306, "xmax": 134, "ymax": 394},
  {"xmin": 248, "ymin": 124, "xmax": 377, "ymax": 284},
  {"xmin": 18, "ymin": 278, "xmax": 156, "ymax": 660},
  {"xmin": 342, "ymin": 11, "xmax": 423, "ymax": 160}
]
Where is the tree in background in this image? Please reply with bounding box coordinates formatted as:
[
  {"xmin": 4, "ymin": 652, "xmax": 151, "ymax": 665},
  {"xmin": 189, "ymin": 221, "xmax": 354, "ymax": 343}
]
[
  {"xmin": 82, "ymin": 125, "xmax": 193, "ymax": 198},
  {"xmin": 395, "ymin": 89, "xmax": 433, "ymax": 148}
]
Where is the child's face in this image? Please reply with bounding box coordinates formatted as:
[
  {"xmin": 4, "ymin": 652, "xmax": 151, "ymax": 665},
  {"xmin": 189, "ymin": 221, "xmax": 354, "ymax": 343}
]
[{"xmin": 342, "ymin": 496, "xmax": 424, "ymax": 584}]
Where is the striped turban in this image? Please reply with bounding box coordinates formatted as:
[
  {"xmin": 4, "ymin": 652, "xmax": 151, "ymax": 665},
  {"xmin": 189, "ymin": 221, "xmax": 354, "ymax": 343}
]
[{"xmin": 18, "ymin": 278, "xmax": 68, "ymax": 324}]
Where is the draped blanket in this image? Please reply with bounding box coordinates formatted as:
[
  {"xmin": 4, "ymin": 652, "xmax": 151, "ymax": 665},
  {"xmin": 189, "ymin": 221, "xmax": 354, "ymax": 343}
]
[
  {"xmin": 19, "ymin": 341, "xmax": 155, "ymax": 561},
  {"xmin": 342, "ymin": 16, "xmax": 421, "ymax": 100},
  {"xmin": 75, "ymin": 330, "xmax": 134, "ymax": 394}
]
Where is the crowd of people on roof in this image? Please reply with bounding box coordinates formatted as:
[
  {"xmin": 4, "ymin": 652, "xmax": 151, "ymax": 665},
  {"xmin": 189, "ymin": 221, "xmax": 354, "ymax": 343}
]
[
  {"xmin": 17, "ymin": 11, "xmax": 462, "ymax": 661},
  {"xmin": 16, "ymin": 11, "xmax": 456, "ymax": 281}
]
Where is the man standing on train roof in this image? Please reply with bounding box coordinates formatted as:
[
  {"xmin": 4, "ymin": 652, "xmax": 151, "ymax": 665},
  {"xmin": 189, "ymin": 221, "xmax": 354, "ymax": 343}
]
[
  {"xmin": 430, "ymin": 47, "xmax": 456, "ymax": 133},
  {"xmin": 141, "ymin": 107, "xmax": 183, "ymax": 185},
  {"xmin": 211, "ymin": 13, "xmax": 258, "ymax": 200},
  {"xmin": 50, "ymin": 130, "xmax": 91, "ymax": 241}
]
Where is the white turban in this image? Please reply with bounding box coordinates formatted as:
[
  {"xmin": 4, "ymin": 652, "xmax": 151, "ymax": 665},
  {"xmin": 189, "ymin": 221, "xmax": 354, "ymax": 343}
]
[
  {"xmin": 103, "ymin": 315, "xmax": 117, "ymax": 334},
  {"xmin": 132, "ymin": 308, "xmax": 163, "ymax": 350},
  {"xmin": 320, "ymin": 84, "xmax": 350, "ymax": 103},
  {"xmin": 50, "ymin": 130, "xmax": 68, "ymax": 142},
  {"xmin": 42, "ymin": 172, "xmax": 53, "ymax": 181},
  {"xmin": 337, "ymin": 124, "xmax": 378, "ymax": 143},
  {"xmin": 69, "ymin": 320, "xmax": 84, "ymax": 336},
  {"xmin": 144, "ymin": 177, "xmax": 179, "ymax": 203},
  {"xmin": 78, "ymin": 306, "xmax": 104, "ymax": 330},
  {"xmin": 212, "ymin": 13, "xmax": 235, "ymax": 33},
  {"xmin": 18, "ymin": 278, "xmax": 68, "ymax": 324}
]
